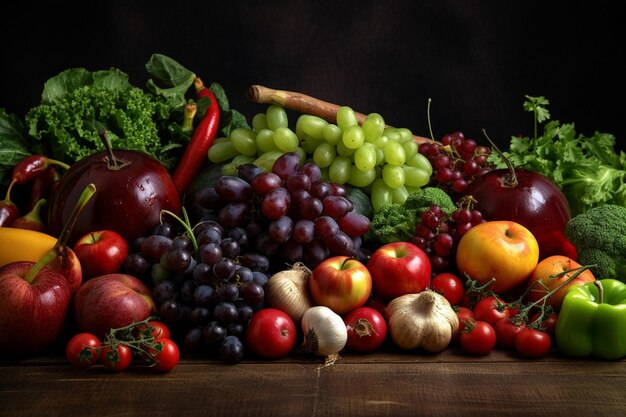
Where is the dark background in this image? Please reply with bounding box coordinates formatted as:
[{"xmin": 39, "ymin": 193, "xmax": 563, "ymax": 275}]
[{"xmin": 0, "ymin": 0, "xmax": 623, "ymax": 151}]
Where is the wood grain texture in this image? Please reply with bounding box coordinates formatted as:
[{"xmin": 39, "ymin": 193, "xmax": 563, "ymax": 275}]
[{"xmin": 2, "ymin": 350, "xmax": 625, "ymax": 417}]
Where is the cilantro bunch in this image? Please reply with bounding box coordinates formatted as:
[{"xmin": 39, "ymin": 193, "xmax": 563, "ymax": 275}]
[{"xmin": 489, "ymin": 96, "xmax": 626, "ymax": 216}]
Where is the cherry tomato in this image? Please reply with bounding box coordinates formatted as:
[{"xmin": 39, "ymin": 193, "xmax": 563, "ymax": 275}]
[
  {"xmin": 100, "ymin": 344, "xmax": 133, "ymax": 372},
  {"xmin": 150, "ymin": 338, "xmax": 180, "ymax": 372},
  {"xmin": 453, "ymin": 306, "xmax": 474, "ymax": 345},
  {"xmin": 245, "ymin": 308, "xmax": 297, "ymax": 359},
  {"xmin": 529, "ymin": 312, "xmax": 558, "ymax": 343},
  {"xmin": 65, "ymin": 333, "xmax": 101, "ymax": 368},
  {"xmin": 515, "ymin": 328, "xmax": 551, "ymax": 358},
  {"xmin": 430, "ymin": 272, "xmax": 464, "ymax": 306},
  {"xmin": 134, "ymin": 320, "xmax": 171, "ymax": 341},
  {"xmin": 494, "ymin": 318, "xmax": 525, "ymax": 350},
  {"xmin": 343, "ymin": 307, "xmax": 388, "ymax": 353},
  {"xmin": 472, "ymin": 295, "xmax": 511, "ymax": 326},
  {"xmin": 460, "ymin": 320, "xmax": 496, "ymax": 355}
]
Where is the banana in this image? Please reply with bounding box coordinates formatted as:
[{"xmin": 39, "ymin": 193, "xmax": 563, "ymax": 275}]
[{"xmin": 0, "ymin": 227, "xmax": 57, "ymax": 267}]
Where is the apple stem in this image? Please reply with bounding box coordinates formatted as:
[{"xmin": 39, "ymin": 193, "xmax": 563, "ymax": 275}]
[
  {"xmin": 23, "ymin": 184, "xmax": 96, "ymax": 284},
  {"xmin": 98, "ymin": 129, "xmax": 130, "ymax": 170},
  {"xmin": 481, "ymin": 128, "xmax": 518, "ymax": 187}
]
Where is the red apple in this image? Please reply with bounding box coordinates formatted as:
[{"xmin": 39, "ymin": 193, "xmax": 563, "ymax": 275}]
[
  {"xmin": 0, "ymin": 261, "xmax": 72, "ymax": 355},
  {"xmin": 47, "ymin": 248, "xmax": 82, "ymax": 294},
  {"xmin": 73, "ymin": 273, "xmax": 157, "ymax": 339},
  {"xmin": 456, "ymin": 220, "xmax": 540, "ymax": 295},
  {"xmin": 48, "ymin": 147, "xmax": 181, "ymax": 245},
  {"xmin": 73, "ymin": 230, "xmax": 129, "ymax": 280},
  {"xmin": 309, "ymin": 256, "xmax": 372, "ymax": 315},
  {"xmin": 367, "ymin": 242, "xmax": 431, "ymax": 300}
]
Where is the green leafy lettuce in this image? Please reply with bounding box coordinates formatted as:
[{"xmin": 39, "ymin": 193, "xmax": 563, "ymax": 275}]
[{"xmin": 489, "ymin": 95, "xmax": 626, "ymax": 216}]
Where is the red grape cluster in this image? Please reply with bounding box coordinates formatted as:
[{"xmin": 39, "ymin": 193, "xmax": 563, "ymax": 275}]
[
  {"xmin": 196, "ymin": 152, "xmax": 372, "ymax": 270},
  {"xmin": 410, "ymin": 197, "xmax": 486, "ymax": 272},
  {"xmin": 418, "ymin": 131, "xmax": 492, "ymax": 195}
]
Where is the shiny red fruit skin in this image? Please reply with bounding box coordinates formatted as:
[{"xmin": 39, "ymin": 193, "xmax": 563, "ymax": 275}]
[
  {"xmin": 48, "ymin": 150, "xmax": 181, "ymax": 244},
  {"xmin": 465, "ymin": 168, "xmax": 571, "ymax": 260}
]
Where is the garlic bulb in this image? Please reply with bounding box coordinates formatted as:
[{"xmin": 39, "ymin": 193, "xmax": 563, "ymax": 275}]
[
  {"xmin": 265, "ymin": 263, "xmax": 315, "ymax": 324},
  {"xmin": 385, "ymin": 289, "xmax": 459, "ymax": 352},
  {"xmin": 301, "ymin": 306, "xmax": 348, "ymax": 357}
]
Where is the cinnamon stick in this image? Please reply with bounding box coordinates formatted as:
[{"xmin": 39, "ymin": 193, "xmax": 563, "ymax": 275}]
[{"xmin": 247, "ymin": 85, "xmax": 433, "ymax": 144}]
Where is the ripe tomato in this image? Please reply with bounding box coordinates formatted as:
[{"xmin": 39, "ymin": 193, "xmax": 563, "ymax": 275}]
[
  {"xmin": 494, "ymin": 318, "xmax": 525, "ymax": 350},
  {"xmin": 515, "ymin": 328, "xmax": 551, "ymax": 358},
  {"xmin": 343, "ymin": 307, "xmax": 388, "ymax": 353},
  {"xmin": 65, "ymin": 333, "xmax": 101, "ymax": 368},
  {"xmin": 150, "ymin": 338, "xmax": 180, "ymax": 372},
  {"xmin": 453, "ymin": 306, "xmax": 474, "ymax": 345},
  {"xmin": 472, "ymin": 295, "xmax": 511, "ymax": 326},
  {"xmin": 430, "ymin": 273, "xmax": 464, "ymax": 306},
  {"xmin": 100, "ymin": 344, "xmax": 133, "ymax": 372},
  {"xmin": 135, "ymin": 320, "xmax": 171, "ymax": 341},
  {"xmin": 245, "ymin": 308, "xmax": 297, "ymax": 359},
  {"xmin": 529, "ymin": 312, "xmax": 558, "ymax": 343},
  {"xmin": 460, "ymin": 320, "xmax": 496, "ymax": 355}
]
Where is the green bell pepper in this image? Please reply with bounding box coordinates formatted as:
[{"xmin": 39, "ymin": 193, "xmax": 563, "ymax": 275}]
[{"xmin": 555, "ymin": 279, "xmax": 626, "ymax": 360}]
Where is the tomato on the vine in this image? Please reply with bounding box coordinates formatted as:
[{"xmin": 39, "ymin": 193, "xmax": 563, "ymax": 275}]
[
  {"xmin": 150, "ymin": 338, "xmax": 180, "ymax": 372},
  {"xmin": 65, "ymin": 333, "xmax": 101, "ymax": 368},
  {"xmin": 245, "ymin": 308, "xmax": 297, "ymax": 359},
  {"xmin": 529, "ymin": 312, "xmax": 558, "ymax": 342},
  {"xmin": 515, "ymin": 328, "xmax": 551, "ymax": 358},
  {"xmin": 473, "ymin": 295, "xmax": 511, "ymax": 326},
  {"xmin": 135, "ymin": 320, "xmax": 171, "ymax": 341},
  {"xmin": 453, "ymin": 306, "xmax": 474, "ymax": 344},
  {"xmin": 343, "ymin": 307, "xmax": 388, "ymax": 353},
  {"xmin": 100, "ymin": 344, "xmax": 133, "ymax": 372},
  {"xmin": 494, "ymin": 318, "xmax": 525, "ymax": 350},
  {"xmin": 460, "ymin": 320, "xmax": 496, "ymax": 355},
  {"xmin": 430, "ymin": 273, "xmax": 464, "ymax": 306}
]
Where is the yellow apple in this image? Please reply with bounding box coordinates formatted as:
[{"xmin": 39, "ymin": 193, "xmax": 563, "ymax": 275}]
[{"xmin": 456, "ymin": 220, "xmax": 539, "ymax": 295}]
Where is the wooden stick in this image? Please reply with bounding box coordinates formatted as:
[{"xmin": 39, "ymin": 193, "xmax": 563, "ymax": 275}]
[{"xmin": 247, "ymin": 84, "xmax": 433, "ymax": 144}]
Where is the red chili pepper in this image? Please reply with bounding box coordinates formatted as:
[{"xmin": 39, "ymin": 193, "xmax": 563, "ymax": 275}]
[
  {"xmin": 10, "ymin": 198, "xmax": 47, "ymax": 232},
  {"xmin": 171, "ymin": 77, "xmax": 221, "ymax": 195},
  {"xmin": 12, "ymin": 155, "xmax": 69, "ymax": 184},
  {"xmin": 27, "ymin": 165, "xmax": 60, "ymax": 213},
  {"xmin": 0, "ymin": 178, "xmax": 19, "ymax": 227}
]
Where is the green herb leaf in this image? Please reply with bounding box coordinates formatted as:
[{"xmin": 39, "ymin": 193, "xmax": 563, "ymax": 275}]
[
  {"xmin": 145, "ymin": 53, "xmax": 195, "ymax": 110},
  {"xmin": 0, "ymin": 108, "xmax": 31, "ymax": 185}
]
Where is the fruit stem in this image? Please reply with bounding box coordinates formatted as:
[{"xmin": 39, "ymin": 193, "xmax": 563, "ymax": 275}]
[
  {"xmin": 426, "ymin": 98, "xmax": 435, "ymax": 141},
  {"xmin": 98, "ymin": 129, "xmax": 130, "ymax": 170},
  {"xmin": 594, "ymin": 280, "xmax": 604, "ymax": 304},
  {"xmin": 161, "ymin": 207, "xmax": 199, "ymax": 255},
  {"xmin": 513, "ymin": 264, "xmax": 595, "ymax": 326},
  {"xmin": 3, "ymin": 177, "xmax": 17, "ymax": 202},
  {"xmin": 481, "ymin": 128, "xmax": 518, "ymax": 187},
  {"xmin": 23, "ymin": 184, "xmax": 96, "ymax": 284}
]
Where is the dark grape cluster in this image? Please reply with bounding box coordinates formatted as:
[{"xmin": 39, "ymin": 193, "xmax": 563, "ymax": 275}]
[
  {"xmin": 410, "ymin": 197, "xmax": 486, "ymax": 273},
  {"xmin": 123, "ymin": 218, "xmax": 270, "ymax": 365},
  {"xmin": 194, "ymin": 152, "xmax": 372, "ymax": 270},
  {"xmin": 418, "ymin": 131, "xmax": 492, "ymax": 195}
]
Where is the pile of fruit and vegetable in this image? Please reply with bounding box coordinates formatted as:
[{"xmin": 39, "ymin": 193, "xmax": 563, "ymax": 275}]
[{"xmin": 2, "ymin": 54, "xmax": 626, "ymax": 372}]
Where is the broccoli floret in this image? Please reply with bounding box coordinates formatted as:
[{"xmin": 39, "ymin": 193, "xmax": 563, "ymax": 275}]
[
  {"xmin": 565, "ymin": 204, "xmax": 626, "ymax": 281},
  {"xmin": 367, "ymin": 187, "xmax": 456, "ymax": 245},
  {"xmin": 403, "ymin": 186, "xmax": 457, "ymax": 214}
]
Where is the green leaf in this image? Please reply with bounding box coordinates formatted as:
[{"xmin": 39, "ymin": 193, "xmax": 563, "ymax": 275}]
[
  {"xmin": 145, "ymin": 53, "xmax": 195, "ymax": 88},
  {"xmin": 145, "ymin": 53, "xmax": 195, "ymax": 110},
  {"xmin": 0, "ymin": 108, "xmax": 31, "ymax": 185},
  {"xmin": 523, "ymin": 95, "xmax": 551, "ymax": 122},
  {"xmin": 91, "ymin": 69, "xmax": 132, "ymax": 92},
  {"xmin": 41, "ymin": 68, "xmax": 92, "ymax": 104}
]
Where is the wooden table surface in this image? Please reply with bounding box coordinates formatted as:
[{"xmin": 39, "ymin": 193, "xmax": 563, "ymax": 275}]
[{"xmin": 2, "ymin": 346, "xmax": 625, "ymax": 417}]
